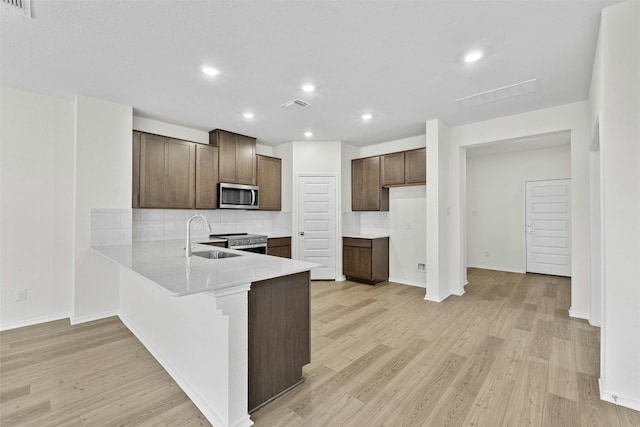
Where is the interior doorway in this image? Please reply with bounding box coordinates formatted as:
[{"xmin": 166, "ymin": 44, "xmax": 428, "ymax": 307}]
[
  {"xmin": 297, "ymin": 175, "xmax": 337, "ymax": 280},
  {"xmin": 525, "ymin": 179, "xmax": 572, "ymax": 277}
]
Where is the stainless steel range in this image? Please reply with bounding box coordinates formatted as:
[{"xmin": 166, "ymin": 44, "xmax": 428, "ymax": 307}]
[{"xmin": 210, "ymin": 233, "xmax": 268, "ymax": 254}]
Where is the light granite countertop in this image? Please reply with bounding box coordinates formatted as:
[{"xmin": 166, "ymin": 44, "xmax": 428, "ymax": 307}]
[
  {"xmin": 342, "ymin": 233, "xmax": 390, "ymax": 239},
  {"xmin": 92, "ymin": 240, "xmax": 318, "ymax": 297}
]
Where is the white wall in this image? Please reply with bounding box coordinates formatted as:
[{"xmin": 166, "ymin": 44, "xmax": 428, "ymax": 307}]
[
  {"xmin": 273, "ymin": 142, "xmax": 293, "ymax": 212},
  {"xmin": 445, "ymin": 101, "xmax": 591, "ymax": 316},
  {"xmin": 0, "ymin": 87, "xmax": 74, "ymax": 329},
  {"xmin": 133, "ymin": 116, "xmax": 208, "ymax": 144},
  {"xmin": 72, "ymin": 96, "xmax": 132, "ymax": 323},
  {"xmin": 466, "ymin": 145, "xmax": 571, "ymax": 273},
  {"xmin": 389, "ymin": 187, "xmax": 427, "ymax": 286},
  {"xmin": 589, "ymin": 0, "xmax": 640, "ymax": 410}
]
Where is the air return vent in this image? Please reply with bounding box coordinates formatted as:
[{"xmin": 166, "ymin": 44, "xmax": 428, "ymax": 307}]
[
  {"xmin": 280, "ymin": 99, "xmax": 310, "ymax": 111},
  {"xmin": 455, "ymin": 79, "xmax": 540, "ymax": 108},
  {"xmin": 2, "ymin": 0, "xmax": 31, "ymax": 17}
]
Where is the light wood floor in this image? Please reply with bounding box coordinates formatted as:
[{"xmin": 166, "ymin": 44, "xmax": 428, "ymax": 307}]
[{"xmin": 2, "ymin": 269, "xmax": 639, "ymax": 426}]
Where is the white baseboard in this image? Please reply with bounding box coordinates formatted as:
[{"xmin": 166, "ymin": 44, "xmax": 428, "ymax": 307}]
[
  {"xmin": 467, "ymin": 264, "xmax": 525, "ymax": 274},
  {"xmin": 0, "ymin": 312, "xmax": 70, "ymax": 331},
  {"xmin": 599, "ymin": 377, "xmax": 640, "ymax": 411},
  {"xmin": 452, "ymin": 288, "xmax": 465, "ymax": 296},
  {"xmin": 70, "ymin": 310, "xmax": 119, "ymax": 325},
  {"xmin": 568, "ymin": 307, "xmax": 590, "ymax": 320},
  {"xmin": 336, "ymin": 275, "xmax": 347, "ymax": 282},
  {"xmin": 388, "ymin": 277, "xmax": 426, "ymax": 288},
  {"xmin": 118, "ymin": 312, "xmax": 228, "ymax": 427},
  {"xmin": 424, "ymin": 292, "xmax": 451, "ymax": 303}
]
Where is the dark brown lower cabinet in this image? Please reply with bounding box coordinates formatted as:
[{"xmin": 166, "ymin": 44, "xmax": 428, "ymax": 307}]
[
  {"xmin": 343, "ymin": 237, "xmax": 389, "ymax": 284},
  {"xmin": 248, "ymin": 271, "xmax": 310, "ymax": 412},
  {"xmin": 267, "ymin": 237, "xmax": 291, "ymax": 258}
]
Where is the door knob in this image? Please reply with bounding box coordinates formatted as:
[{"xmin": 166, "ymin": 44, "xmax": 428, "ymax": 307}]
[{"xmin": 299, "ymin": 232, "xmax": 305, "ymax": 236}]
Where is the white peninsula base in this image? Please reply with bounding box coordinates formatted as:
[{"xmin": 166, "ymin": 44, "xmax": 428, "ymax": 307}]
[{"xmin": 119, "ymin": 266, "xmax": 253, "ymax": 427}]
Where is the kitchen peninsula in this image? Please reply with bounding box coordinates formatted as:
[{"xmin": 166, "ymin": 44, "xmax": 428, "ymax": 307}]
[{"xmin": 93, "ymin": 240, "xmax": 318, "ymax": 427}]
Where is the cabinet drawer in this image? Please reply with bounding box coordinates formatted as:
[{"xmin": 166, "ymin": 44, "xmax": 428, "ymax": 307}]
[
  {"xmin": 268, "ymin": 237, "xmax": 291, "ymax": 248},
  {"xmin": 343, "ymin": 237, "xmax": 372, "ymax": 248}
]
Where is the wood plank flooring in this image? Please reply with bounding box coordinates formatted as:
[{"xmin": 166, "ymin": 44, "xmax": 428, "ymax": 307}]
[{"xmin": 2, "ymin": 268, "xmax": 639, "ymax": 426}]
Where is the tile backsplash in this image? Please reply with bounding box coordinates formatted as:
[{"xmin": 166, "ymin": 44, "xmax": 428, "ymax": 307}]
[
  {"xmin": 91, "ymin": 208, "xmax": 292, "ymax": 246},
  {"xmin": 90, "ymin": 208, "xmax": 133, "ymax": 246},
  {"xmin": 131, "ymin": 209, "xmax": 292, "ymax": 242},
  {"xmin": 342, "ymin": 211, "xmax": 390, "ymax": 235}
]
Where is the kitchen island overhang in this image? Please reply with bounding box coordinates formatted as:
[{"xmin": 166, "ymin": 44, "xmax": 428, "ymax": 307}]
[{"xmin": 92, "ymin": 241, "xmax": 318, "ymax": 427}]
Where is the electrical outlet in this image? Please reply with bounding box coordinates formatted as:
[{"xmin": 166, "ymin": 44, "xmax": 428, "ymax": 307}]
[
  {"xmin": 16, "ymin": 289, "xmax": 27, "ymax": 302},
  {"xmin": 417, "ymin": 263, "xmax": 426, "ymax": 271}
]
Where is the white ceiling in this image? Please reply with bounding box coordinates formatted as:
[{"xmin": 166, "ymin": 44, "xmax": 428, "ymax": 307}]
[{"xmin": 1, "ymin": 0, "xmax": 618, "ymax": 147}]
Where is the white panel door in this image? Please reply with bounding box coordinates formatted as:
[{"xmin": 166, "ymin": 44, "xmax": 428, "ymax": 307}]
[
  {"xmin": 525, "ymin": 179, "xmax": 571, "ymax": 276},
  {"xmin": 298, "ymin": 176, "xmax": 336, "ymax": 280}
]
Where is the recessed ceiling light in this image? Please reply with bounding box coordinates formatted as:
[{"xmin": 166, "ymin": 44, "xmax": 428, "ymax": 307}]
[
  {"xmin": 304, "ymin": 131, "xmax": 313, "ymax": 137},
  {"xmin": 464, "ymin": 51, "xmax": 483, "ymax": 63},
  {"xmin": 243, "ymin": 112, "xmax": 254, "ymax": 119},
  {"xmin": 361, "ymin": 113, "xmax": 373, "ymax": 120},
  {"xmin": 201, "ymin": 66, "xmax": 220, "ymax": 76},
  {"xmin": 302, "ymin": 84, "xmax": 315, "ymax": 92}
]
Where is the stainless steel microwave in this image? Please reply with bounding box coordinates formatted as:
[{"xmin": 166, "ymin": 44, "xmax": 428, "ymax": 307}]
[{"xmin": 218, "ymin": 183, "xmax": 259, "ymax": 209}]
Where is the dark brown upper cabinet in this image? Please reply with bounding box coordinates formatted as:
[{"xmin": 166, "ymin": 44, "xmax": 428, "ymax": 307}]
[
  {"xmin": 381, "ymin": 151, "xmax": 405, "ymax": 186},
  {"xmin": 195, "ymin": 144, "xmax": 219, "ymax": 209},
  {"xmin": 404, "ymin": 148, "xmax": 426, "ymax": 184},
  {"xmin": 352, "ymin": 156, "xmax": 389, "ymax": 211},
  {"xmin": 381, "ymin": 148, "xmax": 426, "ymax": 187},
  {"xmin": 209, "ymin": 129, "xmax": 256, "ymax": 185},
  {"xmin": 256, "ymin": 155, "xmax": 281, "ymax": 211},
  {"xmin": 135, "ymin": 132, "xmax": 195, "ymax": 209}
]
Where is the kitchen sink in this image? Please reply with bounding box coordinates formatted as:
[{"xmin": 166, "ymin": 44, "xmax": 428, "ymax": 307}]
[{"xmin": 192, "ymin": 250, "xmax": 242, "ymax": 260}]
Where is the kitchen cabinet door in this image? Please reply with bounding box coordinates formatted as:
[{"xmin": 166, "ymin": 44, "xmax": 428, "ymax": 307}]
[
  {"xmin": 165, "ymin": 139, "xmax": 195, "ymax": 209},
  {"xmin": 343, "ymin": 244, "xmax": 372, "ymax": 280},
  {"xmin": 352, "ymin": 156, "xmax": 389, "ymax": 211},
  {"xmin": 217, "ymin": 130, "xmax": 238, "ymax": 184},
  {"xmin": 268, "ymin": 237, "xmax": 291, "ymax": 258},
  {"xmin": 404, "ymin": 148, "xmax": 426, "ymax": 184},
  {"xmin": 382, "ymin": 152, "xmax": 405, "ymax": 186},
  {"xmin": 211, "ymin": 130, "xmax": 257, "ymax": 185},
  {"xmin": 257, "ymin": 155, "xmax": 281, "ymax": 211},
  {"xmin": 236, "ymin": 135, "xmax": 256, "ymax": 185},
  {"xmin": 139, "ymin": 133, "xmax": 167, "ymax": 208},
  {"xmin": 195, "ymin": 144, "xmax": 218, "ymax": 209}
]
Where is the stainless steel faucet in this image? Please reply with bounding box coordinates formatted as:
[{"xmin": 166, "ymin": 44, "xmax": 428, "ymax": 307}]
[{"xmin": 185, "ymin": 214, "xmax": 212, "ymax": 258}]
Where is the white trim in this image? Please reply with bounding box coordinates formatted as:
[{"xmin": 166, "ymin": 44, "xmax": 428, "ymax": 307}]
[
  {"xmin": 0, "ymin": 312, "xmax": 70, "ymax": 331},
  {"xmin": 388, "ymin": 277, "xmax": 426, "ymax": 288},
  {"xmin": 336, "ymin": 275, "xmax": 347, "ymax": 282},
  {"xmin": 599, "ymin": 378, "xmax": 640, "ymax": 412},
  {"xmin": 568, "ymin": 307, "xmax": 590, "ymax": 320},
  {"xmin": 70, "ymin": 310, "xmax": 119, "ymax": 325},
  {"xmin": 467, "ymin": 264, "xmax": 525, "ymax": 274},
  {"xmin": 119, "ymin": 312, "xmax": 229, "ymax": 427},
  {"xmin": 424, "ymin": 292, "xmax": 451, "ymax": 303},
  {"xmin": 452, "ymin": 289, "xmax": 465, "ymax": 296}
]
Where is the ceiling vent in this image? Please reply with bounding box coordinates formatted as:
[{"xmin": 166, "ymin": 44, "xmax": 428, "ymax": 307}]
[
  {"xmin": 280, "ymin": 99, "xmax": 310, "ymax": 112},
  {"xmin": 2, "ymin": 0, "xmax": 31, "ymax": 17},
  {"xmin": 455, "ymin": 79, "xmax": 540, "ymax": 108}
]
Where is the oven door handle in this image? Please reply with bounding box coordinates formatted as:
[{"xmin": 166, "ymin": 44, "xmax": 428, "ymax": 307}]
[{"xmin": 251, "ymin": 190, "xmax": 256, "ymax": 206}]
